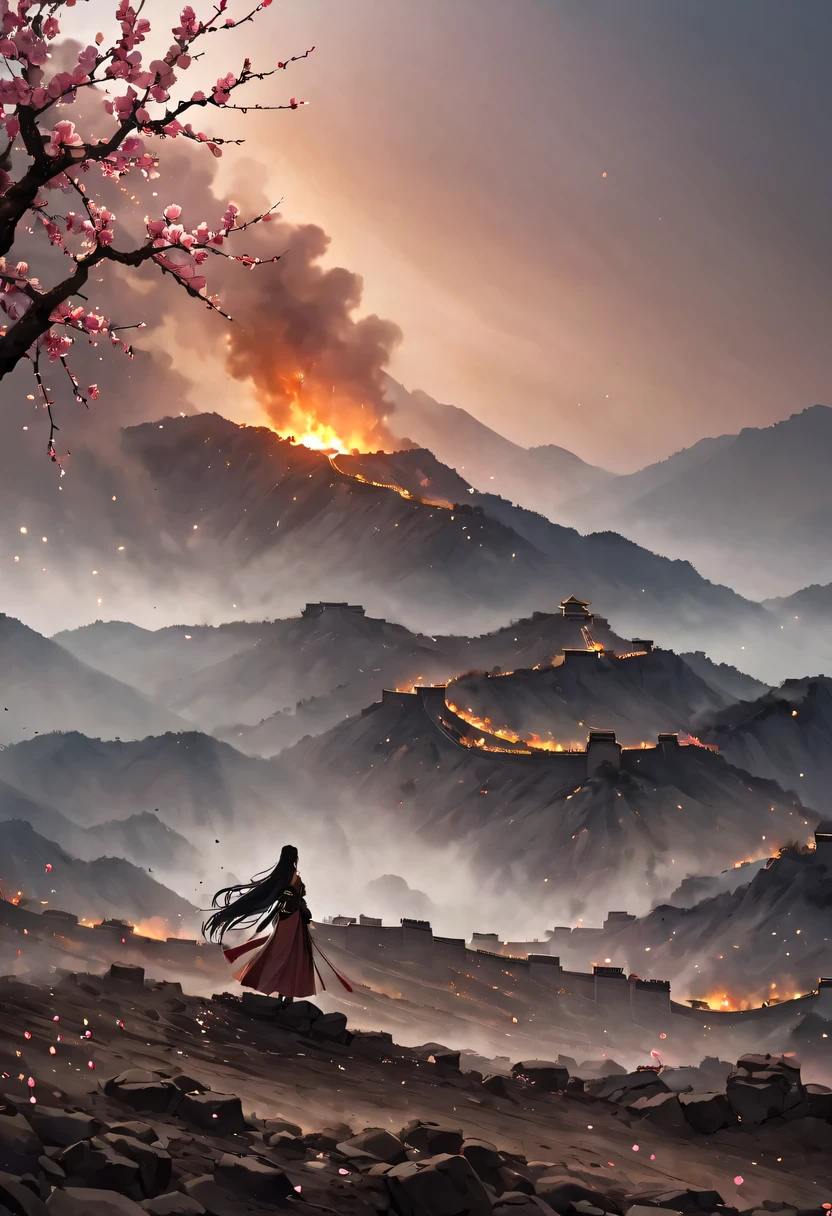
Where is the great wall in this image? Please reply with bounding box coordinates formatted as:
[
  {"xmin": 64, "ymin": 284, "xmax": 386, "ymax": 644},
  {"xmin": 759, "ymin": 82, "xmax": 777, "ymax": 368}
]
[{"xmin": 3, "ymin": 888, "xmax": 830, "ymax": 1062}]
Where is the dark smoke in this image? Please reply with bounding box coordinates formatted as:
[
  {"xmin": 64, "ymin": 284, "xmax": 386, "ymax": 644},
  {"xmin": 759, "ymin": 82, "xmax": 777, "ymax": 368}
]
[{"xmin": 221, "ymin": 215, "xmax": 404, "ymax": 449}]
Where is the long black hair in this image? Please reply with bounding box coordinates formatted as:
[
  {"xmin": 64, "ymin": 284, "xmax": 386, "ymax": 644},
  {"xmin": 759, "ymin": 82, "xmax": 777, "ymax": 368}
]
[{"xmin": 203, "ymin": 844, "xmax": 298, "ymax": 943}]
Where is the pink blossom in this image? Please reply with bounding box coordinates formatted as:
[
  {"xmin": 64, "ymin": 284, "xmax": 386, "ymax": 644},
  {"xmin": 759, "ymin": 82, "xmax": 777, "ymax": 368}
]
[
  {"xmin": 3, "ymin": 116, "xmax": 20, "ymax": 140},
  {"xmin": 164, "ymin": 204, "xmax": 182, "ymax": 221},
  {"xmin": 88, "ymin": 385, "xmax": 100, "ymax": 400},
  {"xmin": 207, "ymin": 143, "xmax": 222, "ymax": 158},
  {"xmin": 149, "ymin": 58, "xmax": 176, "ymax": 89},
  {"xmin": 43, "ymin": 16, "xmax": 61, "ymax": 40},
  {"xmin": 212, "ymin": 72, "xmax": 236, "ymax": 105},
  {"xmin": 46, "ymin": 120, "xmax": 84, "ymax": 158},
  {"xmin": 190, "ymin": 90, "xmax": 206, "ymax": 102}
]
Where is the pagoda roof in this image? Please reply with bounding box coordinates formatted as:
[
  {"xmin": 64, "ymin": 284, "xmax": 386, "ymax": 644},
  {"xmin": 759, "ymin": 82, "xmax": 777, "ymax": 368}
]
[{"xmin": 560, "ymin": 594, "xmax": 591, "ymax": 607}]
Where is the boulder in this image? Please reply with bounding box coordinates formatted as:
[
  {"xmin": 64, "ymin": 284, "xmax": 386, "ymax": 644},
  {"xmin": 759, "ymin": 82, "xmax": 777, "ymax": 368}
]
[
  {"xmin": 28, "ymin": 1108, "xmax": 100, "ymax": 1148},
  {"xmin": 56, "ymin": 1139, "xmax": 140, "ymax": 1194},
  {"xmin": 399, "ymin": 1119, "xmax": 464, "ymax": 1156},
  {"xmin": 727, "ymin": 1069, "xmax": 791, "ymax": 1125},
  {"xmin": 597, "ymin": 1072, "xmax": 670, "ymax": 1104},
  {"xmin": 429, "ymin": 1051, "xmax": 461, "ymax": 1071},
  {"xmin": 170, "ymin": 1076, "xmax": 209, "ymax": 1096},
  {"xmin": 338, "ymin": 1128, "xmax": 408, "ymax": 1166},
  {"xmin": 46, "ymin": 1189, "xmax": 146, "ymax": 1216},
  {"xmin": 262, "ymin": 1130, "xmax": 305, "ymax": 1158},
  {"xmin": 262, "ymin": 1117, "xmax": 302, "ymax": 1139},
  {"xmin": 102, "ymin": 1073, "xmax": 181, "ymax": 1117},
  {"xmin": 534, "ymin": 1175, "xmax": 616, "ymax": 1214},
  {"xmin": 239, "ymin": 993, "xmax": 284, "ymax": 1019},
  {"xmin": 482, "ymin": 1075, "xmax": 516, "ymax": 1100},
  {"xmin": 494, "ymin": 1197, "xmax": 558, "ymax": 1214},
  {"xmin": 39, "ymin": 1155, "xmax": 66, "ymax": 1186},
  {"xmin": 461, "ymin": 1138, "xmax": 502, "ymax": 1174},
  {"xmin": 498, "ymin": 1166, "xmax": 536, "ymax": 1195},
  {"xmin": 272, "ymin": 1000, "xmax": 322, "ymax": 1034},
  {"xmin": 642, "ymin": 1189, "xmax": 724, "ymax": 1213},
  {"xmin": 106, "ymin": 1125, "xmax": 159, "ymax": 1146},
  {"xmin": 0, "ymin": 1171, "xmax": 49, "ymax": 1216},
  {"xmin": 0, "ymin": 1108, "xmax": 43, "ymax": 1175},
  {"xmin": 512, "ymin": 1062, "xmax": 570, "ymax": 1093},
  {"xmin": 99, "ymin": 1134, "xmax": 172, "ymax": 1197},
  {"xmin": 806, "ymin": 1084, "xmax": 832, "ymax": 1120},
  {"xmin": 736, "ymin": 1053, "xmax": 800, "ymax": 1077},
  {"xmin": 627, "ymin": 1092, "xmax": 687, "ymax": 1131},
  {"xmin": 624, "ymin": 1207, "xmax": 681, "ymax": 1216},
  {"xmin": 213, "ymin": 1153, "xmax": 292, "ymax": 1203},
  {"xmin": 311, "ymin": 1011, "xmax": 348, "ymax": 1040},
  {"xmin": 177, "ymin": 1093, "xmax": 244, "ymax": 1136},
  {"xmin": 140, "ymin": 1194, "xmax": 206, "ymax": 1216},
  {"xmin": 678, "ymin": 1092, "xmax": 733, "ymax": 1135},
  {"xmin": 108, "ymin": 964, "xmax": 145, "ymax": 986},
  {"xmin": 386, "ymin": 1152, "xmax": 492, "ymax": 1216}
]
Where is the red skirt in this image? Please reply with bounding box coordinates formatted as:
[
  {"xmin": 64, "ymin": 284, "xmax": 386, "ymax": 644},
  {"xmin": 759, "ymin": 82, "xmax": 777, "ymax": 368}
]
[{"xmin": 222, "ymin": 914, "xmax": 352, "ymax": 997}]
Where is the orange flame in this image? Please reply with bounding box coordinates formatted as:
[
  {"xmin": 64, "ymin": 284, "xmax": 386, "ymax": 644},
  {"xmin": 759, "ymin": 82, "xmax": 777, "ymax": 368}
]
[
  {"xmin": 267, "ymin": 373, "xmax": 377, "ymax": 454},
  {"xmin": 133, "ymin": 917, "xmax": 179, "ymax": 941}
]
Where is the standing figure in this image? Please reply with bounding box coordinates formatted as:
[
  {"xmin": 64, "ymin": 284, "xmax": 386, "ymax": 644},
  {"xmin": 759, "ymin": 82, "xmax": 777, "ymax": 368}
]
[{"xmin": 203, "ymin": 844, "xmax": 351, "ymax": 1000}]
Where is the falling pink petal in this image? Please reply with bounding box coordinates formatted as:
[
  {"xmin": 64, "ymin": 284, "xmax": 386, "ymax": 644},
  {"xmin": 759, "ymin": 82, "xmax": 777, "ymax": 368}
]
[{"xmin": 734, "ymin": 1176, "xmax": 744, "ymax": 1186}]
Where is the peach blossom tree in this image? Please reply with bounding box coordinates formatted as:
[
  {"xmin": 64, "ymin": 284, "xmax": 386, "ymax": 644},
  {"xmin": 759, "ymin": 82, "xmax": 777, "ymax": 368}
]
[{"xmin": 0, "ymin": 0, "xmax": 311, "ymax": 461}]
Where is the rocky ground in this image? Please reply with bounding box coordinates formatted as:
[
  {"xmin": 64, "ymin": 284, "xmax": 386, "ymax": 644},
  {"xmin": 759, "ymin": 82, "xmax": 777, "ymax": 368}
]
[{"xmin": 2, "ymin": 964, "xmax": 832, "ymax": 1215}]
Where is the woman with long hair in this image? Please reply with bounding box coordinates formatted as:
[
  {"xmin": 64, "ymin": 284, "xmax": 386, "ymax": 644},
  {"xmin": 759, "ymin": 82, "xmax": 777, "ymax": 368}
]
[{"xmin": 203, "ymin": 844, "xmax": 351, "ymax": 1000}]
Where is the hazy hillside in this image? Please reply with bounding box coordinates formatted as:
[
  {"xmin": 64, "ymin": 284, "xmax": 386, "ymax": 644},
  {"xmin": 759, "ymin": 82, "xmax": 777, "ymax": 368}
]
[
  {"xmin": 560, "ymin": 405, "xmax": 832, "ymax": 599},
  {"xmin": 0, "ymin": 613, "xmax": 187, "ymax": 746},
  {"xmin": 0, "ymin": 819, "xmax": 198, "ymax": 929},
  {"xmin": 764, "ymin": 583, "xmax": 832, "ymax": 627},
  {"xmin": 602, "ymin": 845, "xmax": 832, "ymax": 1004},
  {"xmin": 280, "ymin": 690, "xmax": 815, "ymax": 918},
  {"xmin": 0, "ymin": 730, "xmax": 278, "ymax": 834},
  {"xmin": 51, "ymin": 619, "xmax": 263, "ymax": 699},
  {"xmin": 384, "ymin": 379, "xmax": 616, "ymax": 514},
  {"xmin": 3, "ymin": 410, "xmax": 821, "ymax": 680},
  {"xmin": 699, "ymin": 676, "xmax": 832, "ymax": 811},
  {"xmin": 679, "ymin": 651, "xmax": 769, "ymax": 704},
  {"xmin": 446, "ymin": 649, "xmax": 732, "ymax": 749},
  {"xmin": 0, "ymin": 787, "xmax": 198, "ymax": 875}
]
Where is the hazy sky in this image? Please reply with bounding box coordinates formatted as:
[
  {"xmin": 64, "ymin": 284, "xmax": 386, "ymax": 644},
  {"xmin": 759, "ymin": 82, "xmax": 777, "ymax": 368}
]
[{"xmin": 72, "ymin": 1, "xmax": 832, "ymax": 470}]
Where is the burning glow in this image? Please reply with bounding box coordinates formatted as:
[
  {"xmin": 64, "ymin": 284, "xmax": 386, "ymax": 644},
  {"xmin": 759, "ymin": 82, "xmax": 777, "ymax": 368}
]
[
  {"xmin": 679, "ymin": 732, "xmax": 719, "ymax": 752},
  {"xmin": 133, "ymin": 917, "xmax": 181, "ymax": 941},
  {"xmin": 267, "ymin": 374, "xmax": 374, "ymax": 454},
  {"xmin": 446, "ymin": 700, "xmax": 583, "ymax": 753}
]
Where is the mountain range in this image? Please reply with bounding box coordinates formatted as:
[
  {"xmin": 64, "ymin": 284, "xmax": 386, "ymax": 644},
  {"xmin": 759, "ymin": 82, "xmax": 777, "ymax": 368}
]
[
  {"xmin": 0, "ymin": 819, "xmax": 198, "ymax": 928},
  {"xmin": 698, "ymin": 676, "xmax": 832, "ymax": 812},
  {"xmin": 55, "ymin": 604, "xmax": 631, "ymax": 751},
  {"xmin": 5, "ymin": 410, "xmax": 824, "ymax": 682},
  {"xmin": 389, "ymin": 385, "xmax": 832, "ymax": 602},
  {"xmin": 278, "ymin": 686, "xmax": 816, "ymax": 921},
  {"xmin": 445, "ymin": 648, "xmax": 741, "ymax": 750},
  {"xmin": 0, "ymin": 613, "xmax": 184, "ymax": 745},
  {"xmin": 601, "ymin": 843, "xmax": 832, "ymax": 1005}
]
